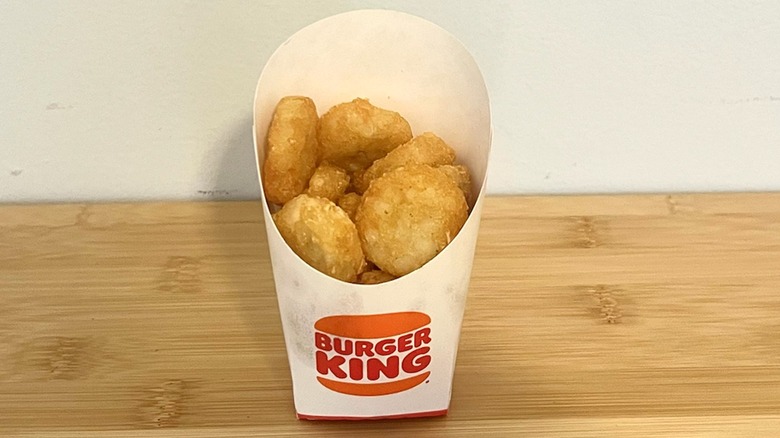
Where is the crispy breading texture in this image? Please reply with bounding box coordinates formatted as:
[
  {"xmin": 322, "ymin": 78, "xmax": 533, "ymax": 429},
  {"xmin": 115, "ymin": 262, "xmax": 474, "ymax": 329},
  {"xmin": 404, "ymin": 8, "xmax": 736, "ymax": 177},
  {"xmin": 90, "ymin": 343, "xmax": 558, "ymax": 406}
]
[
  {"xmin": 306, "ymin": 163, "xmax": 350, "ymax": 202},
  {"xmin": 436, "ymin": 164, "xmax": 473, "ymax": 204},
  {"xmin": 262, "ymin": 96, "xmax": 319, "ymax": 205},
  {"xmin": 318, "ymin": 98, "xmax": 412, "ymax": 173},
  {"xmin": 273, "ymin": 194, "xmax": 365, "ymax": 282},
  {"xmin": 354, "ymin": 132, "xmax": 456, "ymax": 193},
  {"xmin": 356, "ymin": 164, "xmax": 468, "ymax": 277},
  {"xmin": 357, "ymin": 270, "xmax": 396, "ymax": 284},
  {"xmin": 337, "ymin": 192, "xmax": 362, "ymax": 222}
]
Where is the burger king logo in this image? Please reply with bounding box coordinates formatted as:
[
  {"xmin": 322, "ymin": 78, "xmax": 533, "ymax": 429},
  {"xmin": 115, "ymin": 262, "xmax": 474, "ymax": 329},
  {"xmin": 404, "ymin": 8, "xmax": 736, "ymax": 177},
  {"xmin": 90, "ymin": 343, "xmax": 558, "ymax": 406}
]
[{"xmin": 314, "ymin": 311, "xmax": 432, "ymax": 396}]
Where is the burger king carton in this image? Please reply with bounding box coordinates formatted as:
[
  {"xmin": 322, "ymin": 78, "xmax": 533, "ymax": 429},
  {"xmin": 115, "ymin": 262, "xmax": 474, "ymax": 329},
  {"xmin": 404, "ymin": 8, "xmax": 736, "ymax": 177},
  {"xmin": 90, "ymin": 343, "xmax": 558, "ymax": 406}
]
[{"xmin": 253, "ymin": 10, "xmax": 491, "ymax": 420}]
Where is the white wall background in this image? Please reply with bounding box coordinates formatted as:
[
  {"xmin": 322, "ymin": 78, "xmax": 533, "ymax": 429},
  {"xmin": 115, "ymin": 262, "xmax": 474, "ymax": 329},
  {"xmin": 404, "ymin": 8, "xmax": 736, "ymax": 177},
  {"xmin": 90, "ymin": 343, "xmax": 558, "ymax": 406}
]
[{"xmin": 1, "ymin": 0, "xmax": 779, "ymax": 202}]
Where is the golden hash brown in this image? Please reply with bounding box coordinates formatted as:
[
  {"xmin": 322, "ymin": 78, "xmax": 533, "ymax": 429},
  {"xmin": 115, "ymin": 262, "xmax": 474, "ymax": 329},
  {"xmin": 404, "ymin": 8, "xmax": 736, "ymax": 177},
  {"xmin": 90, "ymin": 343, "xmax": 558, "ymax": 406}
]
[
  {"xmin": 273, "ymin": 194, "xmax": 365, "ymax": 282},
  {"xmin": 436, "ymin": 164, "xmax": 473, "ymax": 204},
  {"xmin": 318, "ymin": 98, "xmax": 412, "ymax": 173},
  {"xmin": 306, "ymin": 163, "xmax": 350, "ymax": 202},
  {"xmin": 357, "ymin": 269, "xmax": 396, "ymax": 284},
  {"xmin": 353, "ymin": 132, "xmax": 455, "ymax": 193},
  {"xmin": 262, "ymin": 96, "xmax": 319, "ymax": 205},
  {"xmin": 356, "ymin": 164, "xmax": 468, "ymax": 277},
  {"xmin": 337, "ymin": 192, "xmax": 362, "ymax": 222}
]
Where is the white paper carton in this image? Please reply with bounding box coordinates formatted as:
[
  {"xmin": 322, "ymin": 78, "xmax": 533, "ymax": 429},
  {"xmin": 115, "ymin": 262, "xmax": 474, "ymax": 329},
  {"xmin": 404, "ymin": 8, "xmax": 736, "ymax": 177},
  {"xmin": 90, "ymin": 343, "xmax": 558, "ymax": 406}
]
[{"xmin": 253, "ymin": 10, "xmax": 491, "ymax": 420}]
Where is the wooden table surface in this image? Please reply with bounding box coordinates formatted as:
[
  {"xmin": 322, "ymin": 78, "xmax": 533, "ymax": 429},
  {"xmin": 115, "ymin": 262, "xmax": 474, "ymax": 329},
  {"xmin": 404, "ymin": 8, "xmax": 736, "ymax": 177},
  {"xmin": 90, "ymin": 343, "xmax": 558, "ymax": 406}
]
[{"xmin": 2, "ymin": 194, "xmax": 780, "ymax": 437}]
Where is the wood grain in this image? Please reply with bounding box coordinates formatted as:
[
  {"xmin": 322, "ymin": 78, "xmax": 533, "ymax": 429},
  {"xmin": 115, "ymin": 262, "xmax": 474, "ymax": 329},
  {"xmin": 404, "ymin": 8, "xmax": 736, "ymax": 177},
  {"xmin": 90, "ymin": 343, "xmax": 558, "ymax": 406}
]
[{"xmin": 1, "ymin": 194, "xmax": 780, "ymax": 436}]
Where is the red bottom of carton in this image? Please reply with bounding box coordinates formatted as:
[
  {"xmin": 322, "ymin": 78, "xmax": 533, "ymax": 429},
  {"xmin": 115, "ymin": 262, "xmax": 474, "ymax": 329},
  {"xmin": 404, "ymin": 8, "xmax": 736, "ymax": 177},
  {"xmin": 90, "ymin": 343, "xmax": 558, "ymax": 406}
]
[{"xmin": 297, "ymin": 409, "xmax": 448, "ymax": 421}]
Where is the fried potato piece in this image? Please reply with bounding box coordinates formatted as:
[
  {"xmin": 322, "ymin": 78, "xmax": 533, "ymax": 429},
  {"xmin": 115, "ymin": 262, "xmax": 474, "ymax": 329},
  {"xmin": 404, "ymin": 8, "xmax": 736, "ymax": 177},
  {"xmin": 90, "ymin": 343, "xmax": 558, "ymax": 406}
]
[
  {"xmin": 318, "ymin": 98, "xmax": 412, "ymax": 173},
  {"xmin": 356, "ymin": 164, "xmax": 468, "ymax": 277},
  {"xmin": 436, "ymin": 164, "xmax": 472, "ymax": 203},
  {"xmin": 357, "ymin": 270, "xmax": 396, "ymax": 284},
  {"xmin": 337, "ymin": 192, "xmax": 362, "ymax": 222},
  {"xmin": 353, "ymin": 132, "xmax": 456, "ymax": 193},
  {"xmin": 306, "ymin": 163, "xmax": 350, "ymax": 202},
  {"xmin": 273, "ymin": 194, "xmax": 365, "ymax": 282},
  {"xmin": 262, "ymin": 96, "xmax": 319, "ymax": 205}
]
